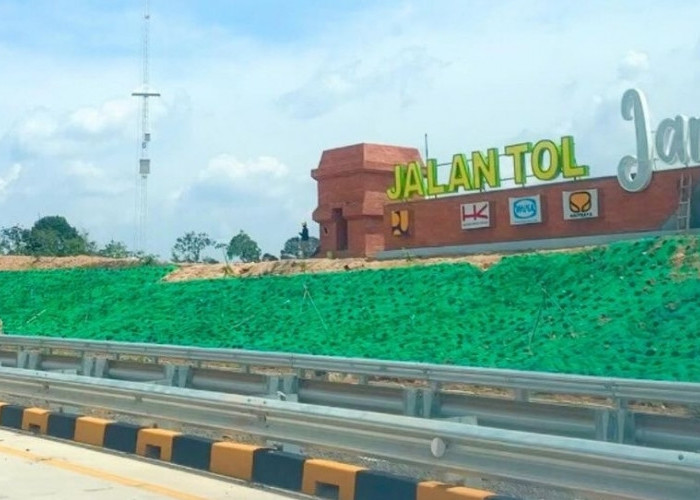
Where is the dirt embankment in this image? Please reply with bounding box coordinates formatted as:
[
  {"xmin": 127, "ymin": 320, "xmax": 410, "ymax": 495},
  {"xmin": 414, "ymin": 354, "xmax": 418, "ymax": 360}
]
[
  {"xmin": 0, "ymin": 246, "xmax": 589, "ymax": 281},
  {"xmin": 0, "ymin": 255, "xmax": 140, "ymax": 271},
  {"xmin": 163, "ymin": 254, "xmax": 504, "ymax": 281}
]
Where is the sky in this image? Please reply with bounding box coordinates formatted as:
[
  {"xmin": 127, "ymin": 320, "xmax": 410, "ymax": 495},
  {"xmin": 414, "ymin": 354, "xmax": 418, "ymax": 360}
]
[{"xmin": 1, "ymin": 0, "xmax": 700, "ymax": 259}]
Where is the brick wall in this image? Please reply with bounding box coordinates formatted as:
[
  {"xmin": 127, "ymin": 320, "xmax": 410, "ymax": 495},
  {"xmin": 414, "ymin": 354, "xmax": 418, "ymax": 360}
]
[
  {"xmin": 383, "ymin": 166, "xmax": 700, "ymax": 251},
  {"xmin": 311, "ymin": 143, "xmax": 422, "ymax": 257}
]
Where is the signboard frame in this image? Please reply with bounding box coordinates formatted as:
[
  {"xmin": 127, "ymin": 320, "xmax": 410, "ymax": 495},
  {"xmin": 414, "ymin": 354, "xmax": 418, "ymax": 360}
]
[
  {"xmin": 509, "ymin": 195, "xmax": 542, "ymax": 225},
  {"xmin": 563, "ymin": 189, "xmax": 599, "ymax": 220},
  {"xmin": 460, "ymin": 202, "xmax": 491, "ymax": 230}
]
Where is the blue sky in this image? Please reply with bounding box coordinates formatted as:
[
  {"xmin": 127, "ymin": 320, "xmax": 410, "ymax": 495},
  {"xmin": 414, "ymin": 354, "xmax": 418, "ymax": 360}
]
[{"xmin": 1, "ymin": 0, "xmax": 700, "ymax": 258}]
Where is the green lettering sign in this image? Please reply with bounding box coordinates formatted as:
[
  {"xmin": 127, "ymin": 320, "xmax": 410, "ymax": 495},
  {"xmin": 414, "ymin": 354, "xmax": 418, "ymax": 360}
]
[{"xmin": 386, "ymin": 136, "xmax": 588, "ymax": 200}]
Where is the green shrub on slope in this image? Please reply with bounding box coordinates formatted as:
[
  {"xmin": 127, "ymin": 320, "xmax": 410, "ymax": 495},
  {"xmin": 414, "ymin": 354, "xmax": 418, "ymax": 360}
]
[{"xmin": 1, "ymin": 236, "xmax": 699, "ymax": 381}]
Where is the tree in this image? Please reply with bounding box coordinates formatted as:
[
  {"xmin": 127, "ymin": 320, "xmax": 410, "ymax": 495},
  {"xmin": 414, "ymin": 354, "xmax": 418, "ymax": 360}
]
[
  {"xmin": 0, "ymin": 225, "xmax": 30, "ymax": 255},
  {"xmin": 99, "ymin": 240, "xmax": 131, "ymax": 258},
  {"xmin": 227, "ymin": 230, "xmax": 261, "ymax": 263},
  {"xmin": 262, "ymin": 253, "xmax": 278, "ymax": 261},
  {"xmin": 80, "ymin": 230, "xmax": 99, "ymax": 255},
  {"xmin": 26, "ymin": 216, "xmax": 88, "ymax": 256},
  {"xmin": 281, "ymin": 236, "xmax": 319, "ymax": 259},
  {"xmin": 172, "ymin": 231, "xmax": 214, "ymax": 263}
]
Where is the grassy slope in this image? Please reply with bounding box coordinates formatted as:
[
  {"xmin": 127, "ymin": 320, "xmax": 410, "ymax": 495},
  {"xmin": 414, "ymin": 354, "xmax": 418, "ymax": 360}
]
[{"xmin": 1, "ymin": 236, "xmax": 699, "ymax": 381}]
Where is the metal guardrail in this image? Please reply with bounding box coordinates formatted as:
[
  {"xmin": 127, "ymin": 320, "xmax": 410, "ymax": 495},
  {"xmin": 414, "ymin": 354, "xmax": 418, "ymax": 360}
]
[
  {"xmin": 4, "ymin": 335, "xmax": 700, "ymax": 453},
  {"xmin": 3, "ymin": 334, "xmax": 700, "ymax": 405},
  {"xmin": 0, "ymin": 366, "xmax": 698, "ymax": 500}
]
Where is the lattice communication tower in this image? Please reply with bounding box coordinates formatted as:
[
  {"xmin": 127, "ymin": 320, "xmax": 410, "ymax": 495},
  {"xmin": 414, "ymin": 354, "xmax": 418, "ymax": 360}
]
[{"xmin": 132, "ymin": 0, "xmax": 160, "ymax": 253}]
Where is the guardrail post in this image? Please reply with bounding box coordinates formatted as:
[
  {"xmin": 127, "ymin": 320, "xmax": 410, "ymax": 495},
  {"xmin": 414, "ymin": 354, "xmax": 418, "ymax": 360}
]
[
  {"xmin": 280, "ymin": 374, "xmax": 299, "ymax": 401},
  {"xmin": 266, "ymin": 374, "xmax": 299, "ymax": 402},
  {"xmin": 176, "ymin": 365, "xmax": 192, "ymax": 388},
  {"xmin": 27, "ymin": 352, "xmax": 41, "ymax": 370},
  {"xmin": 403, "ymin": 388, "xmax": 418, "ymax": 416},
  {"xmin": 358, "ymin": 375, "xmax": 368, "ymax": 385},
  {"xmin": 596, "ymin": 408, "xmax": 634, "ymax": 444},
  {"xmin": 80, "ymin": 356, "xmax": 96, "ymax": 377},
  {"xmin": 420, "ymin": 388, "xmax": 437, "ymax": 418},
  {"xmin": 594, "ymin": 409, "xmax": 611, "ymax": 441},
  {"xmin": 16, "ymin": 351, "xmax": 29, "ymax": 369},
  {"xmin": 162, "ymin": 364, "xmax": 178, "ymax": 386},
  {"xmin": 619, "ymin": 409, "xmax": 635, "ymax": 445},
  {"xmin": 93, "ymin": 358, "xmax": 108, "ymax": 378},
  {"xmin": 265, "ymin": 374, "xmax": 280, "ymax": 395}
]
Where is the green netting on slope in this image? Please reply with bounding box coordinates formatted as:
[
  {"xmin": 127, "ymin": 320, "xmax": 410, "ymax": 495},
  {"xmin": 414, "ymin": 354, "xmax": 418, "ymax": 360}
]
[{"xmin": 1, "ymin": 235, "xmax": 699, "ymax": 381}]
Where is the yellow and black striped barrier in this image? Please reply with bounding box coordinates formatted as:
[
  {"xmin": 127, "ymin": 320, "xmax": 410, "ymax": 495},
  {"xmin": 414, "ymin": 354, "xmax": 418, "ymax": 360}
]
[{"xmin": 0, "ymin": 402, "xmax": 519, "ymax": 500}]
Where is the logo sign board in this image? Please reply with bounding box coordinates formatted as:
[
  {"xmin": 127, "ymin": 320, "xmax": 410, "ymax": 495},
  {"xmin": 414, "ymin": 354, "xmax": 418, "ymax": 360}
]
[
  {"xmin": 509, "ymin": 195, "xmax": 541, "ymax": 225},
  {"xmin": 563, "ymin": 189, "xmax": 598, "ymax": 220},
  {"xmin": 460, "ymin": 202, "xmax": 490, "ymax": 229},
  {"xmin": 391, "ymin": 210, "xmax": 409, "ymax": 236}
]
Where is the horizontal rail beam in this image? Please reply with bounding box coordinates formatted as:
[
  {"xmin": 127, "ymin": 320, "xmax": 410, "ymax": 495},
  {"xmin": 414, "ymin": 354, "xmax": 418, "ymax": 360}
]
[
  {"xmin": 3, "ymin": 334, "xmax": 700, "ymax": 405},
  {"xmin": 0, "ymin": 367, "xmax": 697, "ymax": 500}
]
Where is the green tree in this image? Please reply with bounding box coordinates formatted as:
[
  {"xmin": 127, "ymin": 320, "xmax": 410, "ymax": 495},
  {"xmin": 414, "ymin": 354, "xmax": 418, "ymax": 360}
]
[
  {"xmin": 172, "ymin": 231, "xmax": 214, "ymax": 263},
  {"xmin": 27, "ymin": 216, "xmax": 87, "ymax": 256},
  {"xmin": 99, "ymin": 240, "xmax": 131, "ymax": 258},
  {"xmin": 281, "ymin": 235, "xmax": 319, "ymax": 259},
  {"xmin": 227, "ymin": 230, "xmax": 261, "ymax": 263},
  {"xmin": 81, "ymin": 230, "xmax": 99, "ymax": 255},
  {"xmin": 0, "ymin": 225, "xmax": 30, "ymax": 255}
]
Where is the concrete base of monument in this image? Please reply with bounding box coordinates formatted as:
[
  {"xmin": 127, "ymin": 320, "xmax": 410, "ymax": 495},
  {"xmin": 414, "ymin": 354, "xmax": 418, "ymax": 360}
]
[{"xmin": 375, "ymin": 228, "xmax": 700, "ymax": 260}]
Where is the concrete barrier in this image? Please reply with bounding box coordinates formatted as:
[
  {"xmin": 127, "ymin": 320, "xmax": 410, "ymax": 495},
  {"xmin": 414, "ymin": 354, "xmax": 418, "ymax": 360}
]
[
  {"xmin": 302, "ymin": 459, "xmax": 366, "ymax": 500},
  {"xmin": 21, "ymin": 407, "xmax": 50, "ymax": 434},
  {"xmin": 210, "ymin": 442, "xmax": 263, "ymax": 480},
  {"xmin": 103, "ymin": 421, "xmax": 143, "ymax": 453},
  {"xmin": 418, "ymin": 481, "xmax": 495, "ymax": 500},
  {"xmin": 171, "ymin": 435, "xmax": 215, "ymax": 470},
  {"xmin": 0, "ymin": 400, "xmax": 521, "ymax": 500},
  {"xmin": 47, "ymin": 412, "xmax": 80, "ymax": 440},
  {"xmin": 252, "ymin": 449, "xmax": 306, "ymax": 492},
  {"xmin": 75, "ymin": 416, "xmax": 113, "ymax": 446},
  {"xmin": 0, "ymin": 404, "xmax": 24, "ymax": 429},
  {"xmin": 136, "ymin": 428, "xmax": 182, "ymax": 461}
]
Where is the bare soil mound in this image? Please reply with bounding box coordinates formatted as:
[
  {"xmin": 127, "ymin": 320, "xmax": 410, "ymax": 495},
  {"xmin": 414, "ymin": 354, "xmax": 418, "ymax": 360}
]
[
  {"xmin": 0, "ymin": 255, "xmax": 139, "ymax": 271},
  {"xmin": 163, "ymin": 254, "xmax": 504, "ymax": 281},
  {"xmin": 0, "ymin": 246, "xmax": 590, "ymax": 280}
]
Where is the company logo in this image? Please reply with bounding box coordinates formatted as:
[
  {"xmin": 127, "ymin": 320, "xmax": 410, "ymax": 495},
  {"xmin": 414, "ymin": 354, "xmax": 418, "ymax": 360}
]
[
  {"xmin": 513, "ymin": 198, "xmax": 537, "ymax": 219},
  {"xmin": 391, "ymin": 210, "xmax": 409, "ymax": 236},
  {"xmin": 461, "ymin": 202, "xmax": 490, "ymax": 229},
  {"xmin": 509, "ymin": 195, "xmax": 542, "ymax": 225},
  {"xmin": 563, "ymin": 189, "xmax": 598, "ymax": 220},
  {"xmin": 569, "ymin": 191, "xmax": 592, "ymax": 213}
]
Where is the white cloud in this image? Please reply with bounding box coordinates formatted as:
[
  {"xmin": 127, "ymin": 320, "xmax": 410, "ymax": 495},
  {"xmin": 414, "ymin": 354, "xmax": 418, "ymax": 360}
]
[
  {"xmin": 201, "ymin": 154, "xmax": 289, "ymax": 183},
  {"xmin": 63, "ymin": 160, "xmax": 131, "ymax": 197},
  {"xmin": 277, "ymin": 47, "xmax": 446, "ymax": 119},
  {"xmin": 618, "ymin": 50, "xmax": 650, "ymax": 80},
  {"xmin": 160, "ymin": 154, "xmax": 309, "ymax": 255},
  {"xmin": 174, "ymin": 154, "xmax": 293, "ymax": 206},
  {"xmin": 67, "ymin": 99, "xmax": 135, "ymax": 136},
  {"xmin": 65, "ymin": 160, "xmax": 103, "ymax": 178},
  {"xmin": 0, "ymin": 163, "xmax": 22, "ymax": 200},
  {"xmin": 10, "ymin": 98, "xmax": 139, "ymax": 159}
]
